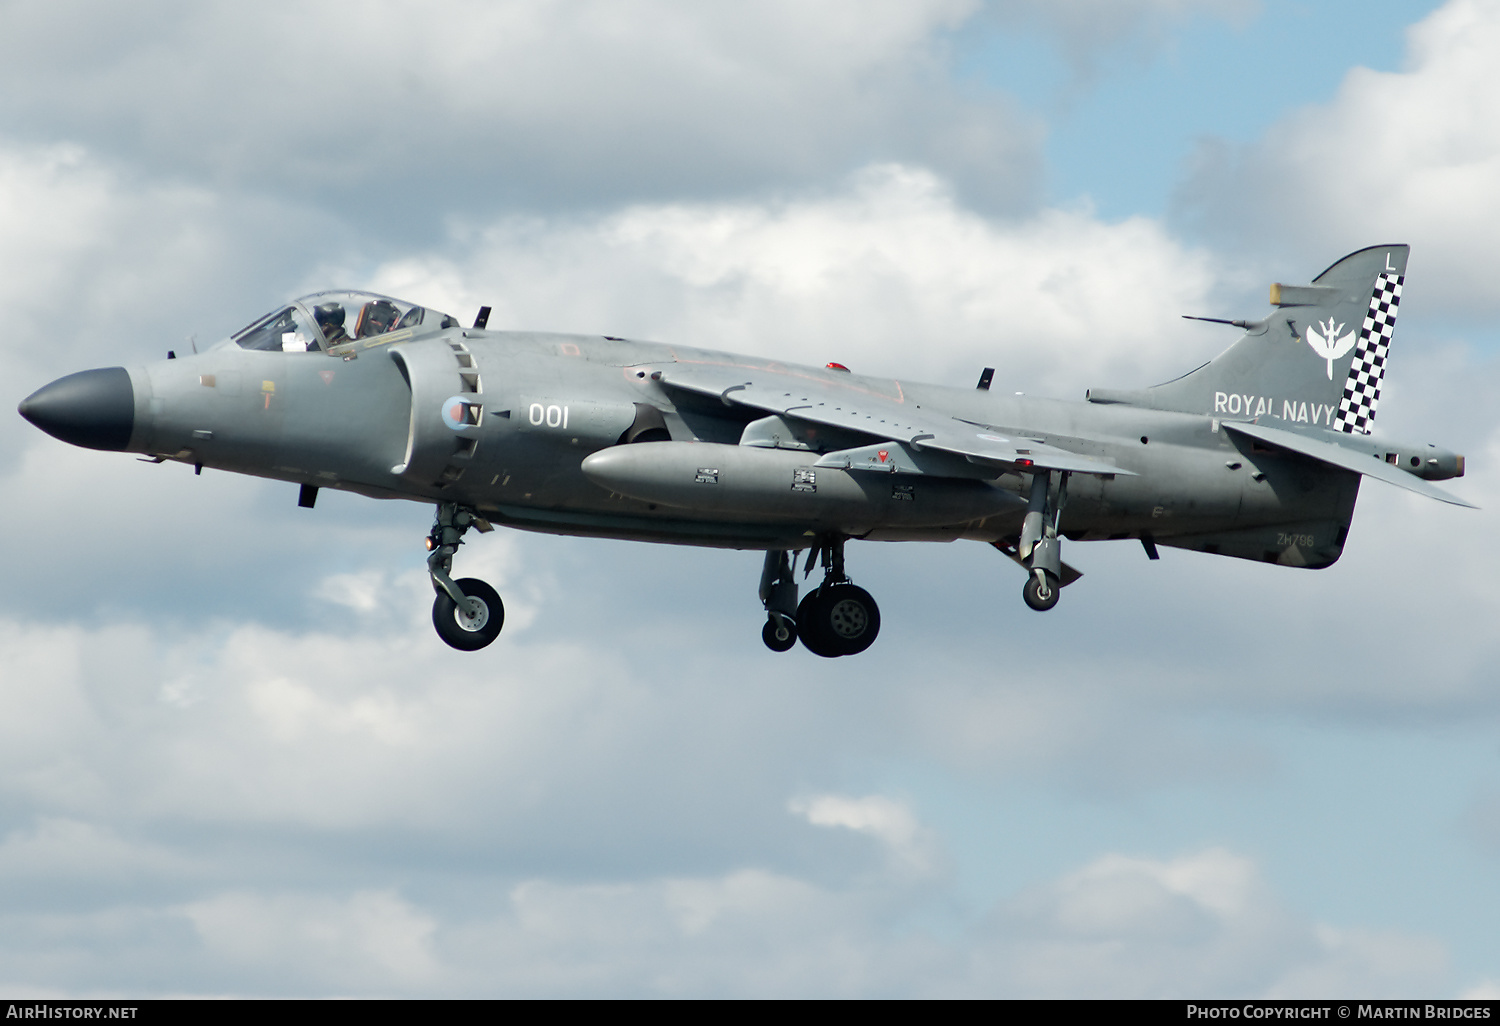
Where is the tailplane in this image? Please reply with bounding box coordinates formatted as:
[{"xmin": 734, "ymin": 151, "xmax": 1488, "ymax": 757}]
[{"xmin": 1088, "ymin": 244, "xmax": 1407, "ymax": 434}]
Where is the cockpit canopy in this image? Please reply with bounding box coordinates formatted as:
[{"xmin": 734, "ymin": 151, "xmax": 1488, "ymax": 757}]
[{"xmin": 232, "ymin": 291, "xmax": 460, "ymax": 354}]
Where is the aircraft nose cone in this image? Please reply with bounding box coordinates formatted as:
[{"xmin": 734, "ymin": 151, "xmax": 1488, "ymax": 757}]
[{"xmin": 18, "ymin": 367, "xmax": 135, "ymax": 451}]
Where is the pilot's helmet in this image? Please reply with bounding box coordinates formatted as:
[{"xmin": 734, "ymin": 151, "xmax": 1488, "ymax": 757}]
[{"xmin": 313, "ymin": 302, "xmax": 346, "ymax": 330}]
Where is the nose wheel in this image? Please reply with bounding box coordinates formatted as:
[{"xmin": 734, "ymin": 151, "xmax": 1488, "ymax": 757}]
[
  {"xmin": 433, "ymin": 577, "xmax": 505, "ymax": 650},
  {"xmin": 426, "ymin": 502, "xmax": 505, "ymax": 651}
]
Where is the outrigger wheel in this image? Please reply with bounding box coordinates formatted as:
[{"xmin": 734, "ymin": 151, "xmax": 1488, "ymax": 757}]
[
  {"xmin": 762, "ymin": 616, "xmax": 797, "ymax": 652},
  {"xmin": 1022, "ymin": 570, "xmax": 1060, "ymax": 612}
]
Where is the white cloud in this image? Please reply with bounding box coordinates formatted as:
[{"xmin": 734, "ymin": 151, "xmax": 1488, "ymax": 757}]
[
  {"xmin": 1265, "ymin": 925, "xmax": 1449, "ymax": 1000},
  {"xmin": 1053, "ymin": 848, "xmax": 1257, "ymax": 925},
  {"xmin": 184, "ymin": 890, "xmax": 441, "ymax": 992},
  {"xmin": 433, "ymin": 847, "xmax": 1445, "ymax": 996},
  {"xmin": 0, "ymin": 819, "xmax": 190, "ymax": 883},
  {"xmin": 438, "ymin": 869, "xmax": 921, "ymax": 997},
  {"xmin": 791, "ymin": 793, "xmax": 920, "ymax": 845},
  {"xmin": 0, "ymin": 0, "xmax": 1038, "ymax": 211},
  {"xmin": 364, "ymin": 163, "xmax": 1222, "ymax": 397},
  {"xmin": 0, "ymin": 140, "xmax": 345, "ymax": 405},
  {"xmin": 989, "ymin": 849, "xmax": 1447, "ymax": 998},
  {"xmin": 1177, "ymin": 0, "xmax": 1500, "ymax": 314},
  {"xmin": 0, "ymin": 844, "xmax": 1440, "ymax": 997},
  {"xmin": 789, "ymin": 793, "xmax": 935, "ymax": 872}
]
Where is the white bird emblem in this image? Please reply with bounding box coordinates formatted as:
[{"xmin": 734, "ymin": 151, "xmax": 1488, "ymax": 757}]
[{"xmin": 1304, "ymin": 318, "xmax": 1357, "ymax": 379}]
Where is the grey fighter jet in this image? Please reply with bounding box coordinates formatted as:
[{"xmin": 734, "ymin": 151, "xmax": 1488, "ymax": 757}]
[{"xmin": 17, "ymin": 245, "xmax": 1472, "ymax": 657}]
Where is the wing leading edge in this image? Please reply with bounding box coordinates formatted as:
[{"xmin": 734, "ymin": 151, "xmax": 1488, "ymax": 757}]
[{"xmin": 657, "ymin": 366, "xmax": 1134, "ymax": 479}]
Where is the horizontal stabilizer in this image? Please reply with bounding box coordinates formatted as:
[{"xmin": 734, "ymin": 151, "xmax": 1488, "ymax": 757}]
[{"xmin": 1224, "ymin": 421, "xmax": 1477, "ymax": 509}]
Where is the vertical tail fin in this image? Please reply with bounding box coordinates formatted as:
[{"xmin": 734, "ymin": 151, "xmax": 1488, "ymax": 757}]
[
  {"xmin": 1088, "ymin": 245, "xmax": 1408, "ymax": 434},
  {"xmin": 1331, "ymin": 256, "xmax": 1403, "ymax": 433}
]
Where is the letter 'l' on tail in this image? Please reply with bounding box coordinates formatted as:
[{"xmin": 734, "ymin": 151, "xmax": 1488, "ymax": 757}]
[{"xmin": 1087, "ymin": 245, "xmax": 1407, "ymax": 435}]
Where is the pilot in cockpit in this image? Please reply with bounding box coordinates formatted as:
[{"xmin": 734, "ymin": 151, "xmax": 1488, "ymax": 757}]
[{"xmin": 314, "ymin": 302, "xmax": 350, "ymax": 347}]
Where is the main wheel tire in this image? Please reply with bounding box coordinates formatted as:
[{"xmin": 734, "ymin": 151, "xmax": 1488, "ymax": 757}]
[
  {"xmin": 796, "ymin": 590, "xmax": 841, "ymax": 658},
  {"xmin": 1022, "ymin": 572, "xmax": 1060, "ymax": 612},
  {"xmin": 762, "ymin": 616, "xmax": 797, "ymax": 652},
  {"xmin": 433, "ymin": 577, "xmax": 505, "ymax": 650},
  {"xmin": 820, "ymin": 583, "xmax": 880, "ymax": 655}
]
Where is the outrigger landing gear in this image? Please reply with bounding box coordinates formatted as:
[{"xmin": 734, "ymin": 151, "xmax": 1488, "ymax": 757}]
[
  {"xmin": 790, "ymin": 537, "xmax": 880, "ymax": 658},
  {"xmin": 427, "ymin": 502, "xmax": 504, "ymax": 651},
  {"xmin": 1017, "ymin": 470, "xmax": 1069, "ymax": 612},
  {"xmin": 759, "ymin": 550, "xmax": 799, "ymax": 652}
]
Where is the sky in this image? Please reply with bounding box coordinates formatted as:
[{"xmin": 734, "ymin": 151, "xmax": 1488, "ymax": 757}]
[{"xmin": 1, "ymin": 0, "xmax": 1498, "ymax": 998}]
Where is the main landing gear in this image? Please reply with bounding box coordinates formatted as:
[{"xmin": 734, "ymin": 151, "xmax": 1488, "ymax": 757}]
[
  {"xmin": 1017, "ymin": 469, "xmax": 1069, "ymax": 612},
  {"xmin": 759, "ymin": 539, "xmax": 881, "ymax": 658},
  {"xmin": 427, "ymin": 502, "xmax": 504, "ymax": 650}
]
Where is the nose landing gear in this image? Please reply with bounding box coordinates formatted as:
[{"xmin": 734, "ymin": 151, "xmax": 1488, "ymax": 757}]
[{"xmin": 427, "ymin": 502, "xmax": 504, "ymax": 650}]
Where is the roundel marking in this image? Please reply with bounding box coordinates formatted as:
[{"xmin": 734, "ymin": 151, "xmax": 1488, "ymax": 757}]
[
  {"xmin": 977, "ymin": 433, "xmax": 1010, "ymax": 444},
  {"xmin": 441, "ymin": 396, "xmax": 470, "ymax": 431}
]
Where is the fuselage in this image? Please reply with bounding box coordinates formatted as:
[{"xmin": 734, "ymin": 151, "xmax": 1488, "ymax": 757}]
[{"xmin": 109, "ymin": 326, "xmax": 1360, "ymax": 565}]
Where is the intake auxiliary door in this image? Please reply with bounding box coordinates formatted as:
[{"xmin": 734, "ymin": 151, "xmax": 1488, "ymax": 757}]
[{"xmin": 389, "ymin": 338, "xmax": 486, "ymax": 488}]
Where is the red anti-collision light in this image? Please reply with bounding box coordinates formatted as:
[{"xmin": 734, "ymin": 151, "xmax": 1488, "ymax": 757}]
[{"xmin": 826, "ymin": 362, "xmax": 850, "ymax": 372}]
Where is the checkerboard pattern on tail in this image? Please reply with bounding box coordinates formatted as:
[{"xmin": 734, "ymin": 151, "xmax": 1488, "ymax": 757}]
[{"xmin": 1334, "ymin": 272, "xmax": 1403, "ymax": 434}]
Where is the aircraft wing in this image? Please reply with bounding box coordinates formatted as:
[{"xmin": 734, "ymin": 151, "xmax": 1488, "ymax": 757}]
[
  {"xmin": 658, "ymin": 364, "xmax": 1134, "ymax": 478},
  {"xmin": 1223, "ymin": 420, "xmax": 1478, "ymax": 508}
]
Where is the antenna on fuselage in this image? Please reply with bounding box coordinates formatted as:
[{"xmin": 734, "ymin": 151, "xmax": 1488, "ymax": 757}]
[{"xmin": 1181, "ymin": 315, "xmax": 1256, "ymax": 329}]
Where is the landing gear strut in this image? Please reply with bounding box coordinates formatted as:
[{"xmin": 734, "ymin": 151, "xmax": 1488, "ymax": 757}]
[
  {"xmin": 759, "ymin": 550, "xmax": 799, "ymax": 652},
  {"xmin": 1017, "ymin": 470, "xmax": 1068, "ymax": 612},
  {"xmin": 784, "ymin": 537, "xmax": 880, "ymax": 658},
  {"xmin": 427, "ymin": 502, "xmax": 504, "ymax": 650}
]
